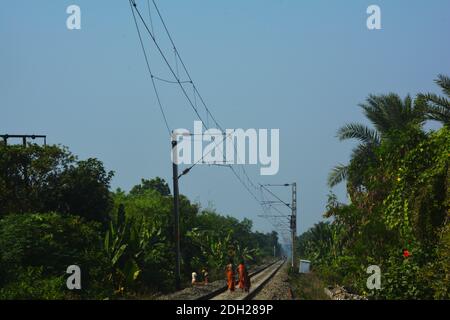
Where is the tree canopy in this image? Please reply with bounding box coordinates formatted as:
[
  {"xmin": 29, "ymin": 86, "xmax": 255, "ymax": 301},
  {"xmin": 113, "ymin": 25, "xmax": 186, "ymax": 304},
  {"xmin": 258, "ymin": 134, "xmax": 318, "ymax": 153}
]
[
  {"xmin": 299, "ymin": 75, "xmax": 449, "ymax": 299},
  {"xmin": 0, "ymin": 143, "xmax": 280, "ymax": 298}
]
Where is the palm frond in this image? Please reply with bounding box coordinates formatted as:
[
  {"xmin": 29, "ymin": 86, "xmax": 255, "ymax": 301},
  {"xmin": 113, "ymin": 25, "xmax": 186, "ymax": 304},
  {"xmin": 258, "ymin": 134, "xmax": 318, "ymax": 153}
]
[
  {"xmin": 436, "ymin": 74, "xmax": 450, "ymax": 97},
  {"xmin": 360, "ymin": 93, "xmax": 426, "ymax": 133},
  {"xmin": 337, "ymin": 123, "xmax": 380, "ymax": 145},
  {"xmin": 420, "ymin": 93, "xmax": 450, "ymax": 109},
  {"xmin": 425, "ymin": 103, "xmax": 450, "ymax": 124},
  {"xmin": 417, "ymin": 74, "xmax": 450, "ymax": 125},
  {"xmin": 359, "ymin": 95, "xmax": 391, "ymax": 133},
  {"xmin": 328, "ymin": 164, "xmax": 349, "ymax": 188}
]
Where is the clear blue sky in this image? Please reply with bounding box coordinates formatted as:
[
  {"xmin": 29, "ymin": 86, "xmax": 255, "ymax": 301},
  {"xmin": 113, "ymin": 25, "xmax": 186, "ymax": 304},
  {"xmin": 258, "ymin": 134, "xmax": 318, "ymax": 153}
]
[{"xmin": 2, "ymin": 1, "xmax": 450, "ymax": 241}]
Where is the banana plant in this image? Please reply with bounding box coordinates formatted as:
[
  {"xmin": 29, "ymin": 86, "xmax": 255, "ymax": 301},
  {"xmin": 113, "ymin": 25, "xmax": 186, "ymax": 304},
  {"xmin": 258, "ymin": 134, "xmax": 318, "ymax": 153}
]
[
  {"xmin": 187, "ymin": 229, "xmax": 235, "ymax": 271},
  {"xmin": 234, "ymin": 243, "xmax": 258, "ymax": 262},
  {"xmin": 104, "ymin": 213, "xmax": 163, "ymax": 294},
  {"xmin": 104, "ymin": 219, "xmax": 130, "ymax": 293}
]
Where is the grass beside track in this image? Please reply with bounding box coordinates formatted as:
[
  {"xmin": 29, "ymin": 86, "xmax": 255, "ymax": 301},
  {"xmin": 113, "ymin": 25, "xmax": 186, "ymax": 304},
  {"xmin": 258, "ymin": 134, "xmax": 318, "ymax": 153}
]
[{"xmin": 288, "ymin": 270, "xmax": 330, "ymax": 300}]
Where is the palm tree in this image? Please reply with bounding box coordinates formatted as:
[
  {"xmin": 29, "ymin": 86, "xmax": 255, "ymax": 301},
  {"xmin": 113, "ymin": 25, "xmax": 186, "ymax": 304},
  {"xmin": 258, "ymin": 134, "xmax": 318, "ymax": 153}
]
[
  {"xmin": 328, "ymin": 93, "xmax": 425, "ymax": 188},
  {"xmin": 328, "ymin": 124, "xmax": 380, "ymax": 187},
  {"xmin": 417, "ymin": 74, "xmax": 450, "ymax": 125}
]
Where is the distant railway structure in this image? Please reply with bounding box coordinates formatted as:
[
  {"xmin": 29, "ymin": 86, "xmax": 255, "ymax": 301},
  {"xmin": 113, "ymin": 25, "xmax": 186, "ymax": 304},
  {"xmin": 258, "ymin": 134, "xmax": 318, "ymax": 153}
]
[{"xmin": 1, "ymin": 134, "xmax": 47, "ymax": 146}]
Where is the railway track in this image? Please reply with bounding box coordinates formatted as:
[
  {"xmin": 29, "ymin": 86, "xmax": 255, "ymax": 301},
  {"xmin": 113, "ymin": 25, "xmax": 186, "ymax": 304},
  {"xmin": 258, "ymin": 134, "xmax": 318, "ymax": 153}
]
[{"xmin": 196, "ymin": 259, "xmax": 285, "ymax": 300}]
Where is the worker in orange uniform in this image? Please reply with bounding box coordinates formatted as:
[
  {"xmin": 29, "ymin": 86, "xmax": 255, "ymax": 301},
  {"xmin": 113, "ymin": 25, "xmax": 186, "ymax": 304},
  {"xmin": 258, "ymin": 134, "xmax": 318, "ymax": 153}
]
[
  {"xmin": 226, "ymin": 261, "xmax": 235, "ymax": 292},
  {"xmin": 238, "ymin": 260, "xmax": 250, "ymax": 292}
]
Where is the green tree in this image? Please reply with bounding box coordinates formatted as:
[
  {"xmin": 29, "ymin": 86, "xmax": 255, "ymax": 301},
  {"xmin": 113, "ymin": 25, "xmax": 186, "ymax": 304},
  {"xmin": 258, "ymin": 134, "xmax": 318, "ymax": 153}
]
[
  {"xmin": 129, "ymin": 177, "xmax": 171, "ymax": 197},
  {"xmin": 52, "ymin": 158, "xmax": 114, "ymax": 223},
  {"xmin": 417, "ymin": 74, "xmax": 450, "ymax": 125},
  {"xmin": 328, "ymin": 93, "xmax": 425, "ymax": 189},
  {"xmin": 0, "ymin": 144, "xmax": 113, "ymax": 222},
  {"xmin": 0, "ymin": 144, "xmax": 74, "ymax": 216},
  {"xmin": 311, "ymin": 77, "xmax": 449, "ymax": 299}
]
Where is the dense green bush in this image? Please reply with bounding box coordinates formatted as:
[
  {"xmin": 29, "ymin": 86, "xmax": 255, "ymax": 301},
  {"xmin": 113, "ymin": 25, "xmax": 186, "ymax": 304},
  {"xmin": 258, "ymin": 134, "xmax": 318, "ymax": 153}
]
[
  {"xmin": 0, "ymin": 267, "xmax": 66, "ymax": 300},
  {"xmin": 0, "ymin": 212, "xmax": 111, "ymax": 299}
]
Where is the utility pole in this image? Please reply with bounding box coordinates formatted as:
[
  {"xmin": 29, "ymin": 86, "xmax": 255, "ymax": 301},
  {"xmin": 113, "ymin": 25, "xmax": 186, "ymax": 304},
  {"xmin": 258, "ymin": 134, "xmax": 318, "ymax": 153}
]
[
  {"xmin": 171, "ymin": 138, "xmax": 181, "ymax": 290},
  {"xmin": 290, "ymin": 182, "xmax": 297, "ymax": 269},
  {"xmin": 260, "ymin": 182, "xmax": 297, "ymax": 268},
  {"xmin": 170, "ymin": 131, "xmax": 193, "ymax": 290}
]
